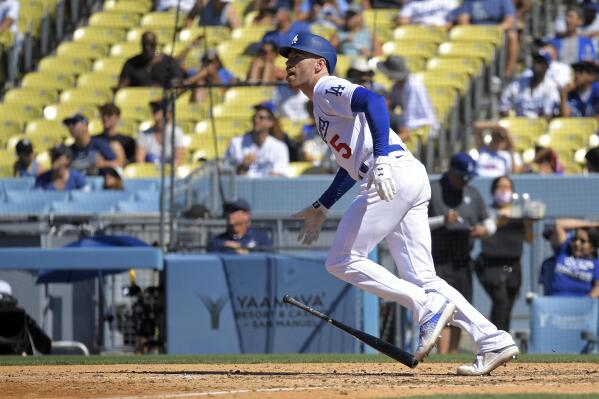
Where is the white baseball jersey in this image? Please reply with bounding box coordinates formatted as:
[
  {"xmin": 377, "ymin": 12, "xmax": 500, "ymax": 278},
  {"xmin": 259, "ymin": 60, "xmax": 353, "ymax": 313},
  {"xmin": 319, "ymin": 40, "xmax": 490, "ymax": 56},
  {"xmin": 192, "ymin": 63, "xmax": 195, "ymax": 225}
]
[{"xmin": 312, "ymin": 76, "xmax": 404, "ymax": 180}]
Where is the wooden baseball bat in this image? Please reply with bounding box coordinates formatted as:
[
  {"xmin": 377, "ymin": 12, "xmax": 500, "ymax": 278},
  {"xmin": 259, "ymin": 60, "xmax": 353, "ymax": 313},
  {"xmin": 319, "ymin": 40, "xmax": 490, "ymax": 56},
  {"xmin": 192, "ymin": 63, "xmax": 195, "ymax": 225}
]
[{"xmin": 283, "ymin": 294, "xmax": 418, "ymax": 368}]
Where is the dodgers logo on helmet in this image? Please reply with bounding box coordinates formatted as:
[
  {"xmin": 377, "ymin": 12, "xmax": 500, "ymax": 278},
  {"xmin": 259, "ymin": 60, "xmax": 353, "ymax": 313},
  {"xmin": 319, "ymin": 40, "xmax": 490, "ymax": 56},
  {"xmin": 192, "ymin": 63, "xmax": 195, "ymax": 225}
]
[{"xmin": 279, "ymin": 33, "xmax": 337, "ymax": 74}]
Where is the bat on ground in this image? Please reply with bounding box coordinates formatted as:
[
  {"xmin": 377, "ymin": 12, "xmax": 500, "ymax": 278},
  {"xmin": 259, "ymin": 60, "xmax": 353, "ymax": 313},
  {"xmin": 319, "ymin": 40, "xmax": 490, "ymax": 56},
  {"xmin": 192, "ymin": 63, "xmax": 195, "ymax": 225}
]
[{"xmin": 283, "ymin": 294, "xmax": 418, "ymax": 368}]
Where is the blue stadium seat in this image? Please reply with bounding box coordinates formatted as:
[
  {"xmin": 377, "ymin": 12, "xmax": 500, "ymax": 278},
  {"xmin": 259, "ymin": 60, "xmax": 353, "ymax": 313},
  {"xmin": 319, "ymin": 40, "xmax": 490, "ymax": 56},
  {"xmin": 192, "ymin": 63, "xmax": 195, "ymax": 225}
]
[
  {"xmin": 116, "ymin": 201, "xmax": 160, "ymax": 214},
  {"xmin": 87, "ymin": 176, "xmax": 105, "ymax": 191},
  {"xmin": 134, "ymin": 190, "xmax": 160, "ymax": 203},
  {"xmin": 5, "ymin": 190, "xmax": 69, "ymax": 203},
  {"xmin": 123, "ymin": 179, "xmax": 160, "ymax": 191},
  {"xmin": 50, "ymin": 201, "xmax": 115, "ymax": 214},
  {"xmin": 0, "ymin": 201, "xmax": 50, "ymax": 214},
  {"xmin": 69, "ymin": 190, "xmax": 134, "ymax": 204},
  {"xmin": 0, "ymin": 178, "xmax": 35, "ymax": 192}
]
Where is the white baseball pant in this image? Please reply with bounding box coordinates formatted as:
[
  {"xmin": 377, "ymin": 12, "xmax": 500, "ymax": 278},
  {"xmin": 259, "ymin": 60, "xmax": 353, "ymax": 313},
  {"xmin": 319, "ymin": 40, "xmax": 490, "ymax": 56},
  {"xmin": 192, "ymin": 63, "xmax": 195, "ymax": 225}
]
[{"xmin": 325, "ymin": 154, "xmax": 515, "ymax": 352}]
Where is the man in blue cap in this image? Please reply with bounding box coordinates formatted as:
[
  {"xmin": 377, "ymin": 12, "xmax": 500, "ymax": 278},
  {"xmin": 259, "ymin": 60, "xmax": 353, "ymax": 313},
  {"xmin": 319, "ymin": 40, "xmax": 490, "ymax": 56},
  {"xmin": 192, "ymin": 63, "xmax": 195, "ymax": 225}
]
[
  {"xmin": 428, "ymin": 152, "xmax": 497, "ymax": 356},
  {"xmin": 280, "ymin": 31, "xmax": 518, "ymax": 375}
]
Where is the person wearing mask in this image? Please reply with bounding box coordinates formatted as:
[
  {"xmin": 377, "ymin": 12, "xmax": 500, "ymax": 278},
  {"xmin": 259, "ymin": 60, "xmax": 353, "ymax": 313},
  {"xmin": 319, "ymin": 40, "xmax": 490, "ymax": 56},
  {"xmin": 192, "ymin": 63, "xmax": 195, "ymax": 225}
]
[
  {"xmin": 135, "ymin": 101, "xmax": 185, "ymax": 168},
  {"xmin": 13, "ymin": 139, "xmax": 40, "ymax": 177},
  {"xmin": 225, "ymin": 105, "xmax": 290, "ymax": 177},
  {"xmin": 475, "ymin": 176, "xmax": 532, "ymax": 332},
  {"xmin": 428, "ymin": 152, "xmax": 497, "ymax": 354},
  {"xmin": 64, "ymin": 113, "xmax": 118, "ymax": 175},
  {"xmin": 206, "ymin": 198, "xmax": 272, "ymax": 253},
  {"xmin": 118, "ymin": 31, "xmax": 185, "ymax": 88},
  {"xmin": 34, "ymin": 144, "xmax": 88, "ymax": 191},
  {"xmin": 97, "ymin": 103, "xmax": 136, "ymax": 165}
]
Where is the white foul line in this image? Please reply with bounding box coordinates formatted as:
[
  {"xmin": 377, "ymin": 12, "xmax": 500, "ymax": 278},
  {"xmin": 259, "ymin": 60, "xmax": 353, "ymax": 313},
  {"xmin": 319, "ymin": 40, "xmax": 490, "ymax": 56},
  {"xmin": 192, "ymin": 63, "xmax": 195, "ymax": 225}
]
[{"xmin": 96, "ymin": 386, "xmax": 327, "ymax": 399}]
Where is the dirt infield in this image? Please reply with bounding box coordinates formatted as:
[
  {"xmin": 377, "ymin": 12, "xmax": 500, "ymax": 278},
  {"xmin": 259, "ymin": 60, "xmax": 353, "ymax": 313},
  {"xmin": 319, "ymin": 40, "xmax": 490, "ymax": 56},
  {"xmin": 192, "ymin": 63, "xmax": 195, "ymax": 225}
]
[{"xmin": 1, "ymin": 362, "xmax": 598, "ymax": 399}]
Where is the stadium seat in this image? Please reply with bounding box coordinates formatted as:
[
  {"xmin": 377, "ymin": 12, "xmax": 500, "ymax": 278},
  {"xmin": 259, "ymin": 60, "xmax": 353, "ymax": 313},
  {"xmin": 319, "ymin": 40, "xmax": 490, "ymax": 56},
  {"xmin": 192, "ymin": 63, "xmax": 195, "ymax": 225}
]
[
  {"xmin": 133, "ymin": 189, "xmax": 160, "ymax": 202},
  {"xmin": 103, "ymin": 0, "xmax": 152, "ymax": 14},
  {"xmin": 116, "ymin": 200, "xmax": 160, "ymax": 214},
  {"xmin": 438, "ymin": 42, "xmax": 495, "ymax": 65},
  {"xmin": 194, "ymin": 117, "xmax": 252, "ymax": 138},
  {"xmin": 287, "ymin": 162, "xmax": 313, "ymax": 177},
  {"xmin": 230, "ymin": 26, "xmax": 271, "ymax": 44},
  {"xmin": 0, "ymin": 120, "xmax": 23, "ymax": 142},
  {"xmin": 25, "ymin": 119, "xmax": 70, "ymax": 143},
  {"xmin": 56, "ymin": 42, "xmax": 109, "ymax": 61},
  {"xmin": 280, "ymin": 118, "xmax": 310, "ymax": 141},
  {"xmin": 0, "ymin": 155, "xmax": 13, "ymax": 177},
  {"xmin": 449, "ymin": 25, "xmax": 504, "ymax": 47},
  {"xmin": 127, "ymin": 27, "xmax": 174, "ymax": 45},
  {"xmin": 176, "ymin": 102, "xmax": 210, "ymax": 124},
  {"xmin": 392, "ymin": 26, "xmax": 446, "ymax": 44},
  {"xmin": 498, "ymin": 117, "xmax": 548, "ymax": 152},
  {"xmin": 77, "ymin": 72, "xmax": 119, "ymax": 89},
  {"xmin": 69, "ymin": 190, "xmax": 134, "ymax": 204},
  {"xmin": 89, "ymin": 11, "xmax": 140, "ymax": 29},
  {"xmin": 414, "ymin": 70, "xmax": 470, "ymax": 95},
  {"xmin": 43, "ymin": 103, "xmax": 99, "ymax": 121},
  {"xmin": 59, "ymin": 88, "xmax": 113, "ymax": 106},
  {"xmin": 548, "ymin": 117, "xmax": 598, "ymax": 143},
  {"xmin": 73, "ymin": 26, "xmax": 127, "ymax": 45},
  {"xmin": 38, "ymin": 56, "xmax": 92, "ymax": 75},
  {"xmin": 0, "ymin": 103, "xmax": 42, "ymax": 124},
  {"xmin": 0, "ymin": 178, "xmax": 35, "ymax": 192},
  {"xmin": 124, "ymin": 163, "xmax": 171, "ymax": 178},
  {"xmin": 93, "ymin": 57, "xmax": 128, "ymax": 75},
  {"xmin": 109, "ymin": 42, "xmax": 140, "ymax": 58},
  {"xmin": 3, "ymin": 88, "xmax": 59, "ymax": 106},
  {"xmin": 21, "ymin": 72, "xmax": 75, "ymax": 91},
  {"xmin": 382, "ymin": 41, "xmax": 438, "ymax": 58},
  {"xmin": 88, "ymin": 118, "xmax": 138, "ymax": 137},
  {"xmin": 119, "ymin": 106, "xmax": 152, "ymax": 122},
  {"xmin": 0, "ymin": 201, "xmax": 50, "ymax": 214},
  {"xmin": 223, "ymin": 86, "xmax": 273, "ymax": 105},
  {"xmin": 123, "ymin": 179, "xmax": 159, "ymax": 191},
  {"xmin": 219, "ymin": 54, "xmax": 252, "ymax": 80},
  {"xmin": 426, "ymin": 57, "xmax": 483, "ymax": 78},
  {"xmin": 114, "ymin": 87, "xmax": 163, "ymax": 110},
  {"xmin": 140, "ymin": 11, "xmax": 185, "ymax": 29},
  {"xmin": 50, "ymin": 201, "xmax": 115, "ymax": 214},
  {"xmin": 35, "ymin": 150, "xmax": 51, "ymax": 171},
  {"xmin": 179, "ymin": 26, "xmax": 231, "ymax": 47}
]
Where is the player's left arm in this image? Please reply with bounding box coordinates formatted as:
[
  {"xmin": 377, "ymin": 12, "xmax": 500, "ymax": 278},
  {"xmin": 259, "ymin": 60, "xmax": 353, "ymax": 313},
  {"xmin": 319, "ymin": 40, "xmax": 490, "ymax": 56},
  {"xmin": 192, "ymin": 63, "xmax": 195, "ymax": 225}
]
[{"xmin": 350, "ymin": 86, "xmax": 397, "ymax": 201}]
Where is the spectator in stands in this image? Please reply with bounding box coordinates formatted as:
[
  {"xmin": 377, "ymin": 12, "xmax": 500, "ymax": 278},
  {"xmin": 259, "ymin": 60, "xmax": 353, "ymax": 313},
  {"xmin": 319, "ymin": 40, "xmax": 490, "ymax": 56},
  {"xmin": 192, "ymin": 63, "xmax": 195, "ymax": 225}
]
[
  {"xmin": 527, "ymin": 146, "xmax": 564, "ymax": 175},
  {"xmin": 185, "ymin": 0, "xmax": 240, "ymax": 29},
  {"xmin": 308, "ymin": 0, "xmax": 344, "ymax": 29},
  {"xmin": 475, "ymin": 175, "xmax": 532, "ymax": 332},
  {"xmin": 473, "ymin": 120, "xmax": 522, "ymax": 177},
  {"xmin": 522, "ymin": 45, "xmax": 573, "ymax": 89},
  {"xmin": 255, "ymin": 103, "xmax": 298, "ymax": 161},
  {"xmin": 395, "ymin": 0, "xmax": 459, "ymax": 28},
  {"xmin": 542, "ymin": 218, "xmax": 599, "ymax": 297},
  {"xmin": 97, "ymin": 103, "xmax": 136, "ymax": 166},
  {"xmin": 35, "ymin": 144, "xmax": 88, "ymax": 191},
  {"xmin": 118, "ymin": 31, "xmax": 185, "ymax": 88},
  {"xmin": 246, "ymin": 4, "xmax": 277, "ymax": 27},
  {"xmin": 428, "ymin": 152, "xmax": 496, "ymax": 354},
  {"xmin": 561, "ymin": 61, "xmax": 599, "ymax": 118},
  {"xmin": 586, "ymin": 147, "xmax": 599, "ymax": 173},
  {"xmin": 377, "ymin": 55, "xmax": 436, "ymax": 142},
  {"xmin": 499, "ymin": 51, "xmax": 561, "ymax": 118},
  {"xmin": 206, "ymin": 198, "xmax": 272, "ymax": 253},
  {"xmin": 0, "ymin": 0, "xmax": 20, "ymax": 83},
  {"xmin": 135, "ymin": 100, "xmax": 185, "ymax": 168},
  {"xmin": 13, "ymin": 139, "xmax": 40, "ymax": 177},
  {"xmin": 225, "ymin": 105, "xmax": 290, "ymax": 177},
  {"xmin": 247, "ymin": 41, "xmax": 285, "ymax": 83},
  {"xmin": 346, "ymin": 57, "xmax": 385, "ymax": 93},
  {"xmin": 183, "ymin": 48, "xmax": 238, "ymax": 103},
  {"xmin": 64, "ymin": 113, "xmax": 119, "ymax": 176},
  {"xmin": 155, "ymin": 0, "xmax": 195, "ymax": 13},
  {"xmin": 330, "ymin": 7, "xmax": 382, "ymax": 58},
  {"xmin": 456, "ymin": 0, "xmax": 519, "ymax": 78},
  {"xmin": 544, "ymin": 5, "xmax": 596, "ymax": 65},
  {"xmin": 261, "ymin": 7, "xmax": 311, "ymax": 48},
  {"xmin": 272, "ymin": 85, "xmax": 310, "ymax": 122},
  {"xmin": 100, "ymin": 166, "xmax": 125, "ymax": 190}
]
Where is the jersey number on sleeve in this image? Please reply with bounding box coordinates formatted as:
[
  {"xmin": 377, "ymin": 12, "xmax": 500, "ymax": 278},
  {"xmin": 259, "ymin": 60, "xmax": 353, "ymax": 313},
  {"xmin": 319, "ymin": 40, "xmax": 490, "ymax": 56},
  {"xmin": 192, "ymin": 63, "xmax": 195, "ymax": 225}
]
[{"xmin": 330, "ymin": 134, "xmax": 352, "ymax": 159}]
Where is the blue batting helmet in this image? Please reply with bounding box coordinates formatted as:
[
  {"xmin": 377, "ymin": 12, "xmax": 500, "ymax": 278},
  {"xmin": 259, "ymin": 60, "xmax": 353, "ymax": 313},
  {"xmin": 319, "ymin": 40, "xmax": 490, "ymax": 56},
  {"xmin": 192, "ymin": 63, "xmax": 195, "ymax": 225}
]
[{"xmin": 279, "ymin": 32, "xmax": 337, "ymax": 74}]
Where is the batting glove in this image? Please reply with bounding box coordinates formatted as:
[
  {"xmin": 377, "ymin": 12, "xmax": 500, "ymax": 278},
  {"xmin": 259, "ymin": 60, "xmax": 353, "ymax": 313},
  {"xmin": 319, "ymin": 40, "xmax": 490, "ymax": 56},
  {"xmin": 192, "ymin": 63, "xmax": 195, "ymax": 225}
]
[
  {"xmin": 291, "ymin": 201, "xmax": 327, "ymax": 246},
  {"xmin": 367, "ymin": 156, "xmax": 397, "ymax": 202}
]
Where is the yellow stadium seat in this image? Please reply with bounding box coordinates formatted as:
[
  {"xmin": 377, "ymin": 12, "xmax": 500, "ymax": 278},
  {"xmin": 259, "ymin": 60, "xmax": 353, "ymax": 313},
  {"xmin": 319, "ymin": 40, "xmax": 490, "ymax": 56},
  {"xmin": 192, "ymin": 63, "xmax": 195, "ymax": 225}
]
[
  {"xmin": 223, "ymin": 86, "xmax": 273, "ymax": 105},
  {"xmin": 115, "ymin": 87, "xmax": 163, "ymax": 109},
  {"xmin": 287, "ymin": 162, "xmax": 314, "ymax": 177},
  {"xmin": 18, "ymin": 0, "xmax": 45, "ymax": 39},
  {"xmin": 89, "ymin": 11, "xmax": 140, "ymax": 29},
  {"xmin": 77, "ymin": 72, "xmax": 119, "ymax": 89},
  {"xmin": 3, "ymin": 87, "xmax": 59, "ymax": 106},
  {"xmin": 414, "ymin": 70, "xmax": 470, "ymax": 95},
  {"xmin": 124, "ymin": 162, "xmax": 171, "ymax": 178},
  {"xmin": 127, "ymin": 27, "xmax": 174, "ymax": 45},
  {"xmin": 548, "ymin": 117, "xmax": 598, "ymax": 144},
  {"xmin": 280, "ymin": 118, "xmax": 310, "ymax": 141},
  {"xmin": 38, "ymin": 56, "xmax": 92, "ymax": 75},
  {"xmin": 57, "ymin": 41, "xmax": 109, "ymax": 60},
  {"xmin": 59, "ymin": 87, "xmax": 113, "ymax": 106},
  {"xmin": 382, "ymin": 41, "xmax": 438, "ymax": 58},
  {"xmin": 0, "ymin": 103, "xmax": 43, "ymax": 123},
  {"xmin": 0, "ymin": 120, "xmax": 24, "ymax": 143},
  {"xmin": 140, "ymin": 11, "xmax": 185, "ymax": 29},
  {"xmin": 195, "ymin": 117, "xmax": 252, "ymax": 138},
  {"xmin": 363, "ymin": 8, "xmax": 397, "ymax": 41},
  {"xmin": 22, "ymin": 72, "xmax": 75, "ymax": 90},
  {"xmin": 119, "ymin": 105, "xmax": 152, "ymax": 122},
  {"xmin": 219, "ymin": 54, "xmax": 252, "ymax": 79},
  {"xmin": 212, "ymin": 102, "xmax": 256, "ymax": 119},
  {"xmin": 426, "ymin": 57, "xmax": 483, "ymax": 77},
  {"xmin": 449, "ymin": 25, "xmax": 504, "ymax": 47},
  {"xmin": 73, "ymin": 26, "xmax": 127, "ymax": 45},
  {"xmin": 110, "ymin": 41, "xmax": 141, "ymax": 58},
  {"xmin": 217, "ymin": 40, "xmax": 250, "ymax": 57},
  {"xmin": 0, "ymin": 155, "xmax": 13, "ymax": 177},
  {"xmin": 438, "ymin": 42, "xmax": 495, "ymax": 65},
  {"xmin": 176, "ymin": 102, "xmax": 210, "ymax": 123},
  {"xmin": 93, "ymin": 57, "xmax": 128, "ymax": 75},
  {"xmin": 427, "ymin": 86, "xmax": 458, "ymax": 122},
  {"xmin": 179, "ymin": 26, "xmax": 231, "ymax": 46},
  {"xmin": 25, "ymin": 119, "xmax": 70, "ymax": 140},
  {"xmin": 103, "ymin": 0, "xmax": 152, "ymax": 14},
  {"xmin": 176, "ymin": 162, "xmax": 204, "ymax": 178},
  {"xmin": 43, "ymin": 103, "xmax": 99, "ymax": 121},
  {"xmin": 231, "ymin": 26, "xmax": 270, "ymax": 43},
  {"xmin": 393, "ymin": 26, "xmax": 446, "ymax": 43},
  {"xmin": 35, "ymin": 150, "xmax": 51, "ymax": 171},
  {"xmin": 498, "ymin": 117, "xmax": 548, "ymax": 152},
  {"xmin": 88, "ymin": 118, "xmax": 138, "ymax": 137}
]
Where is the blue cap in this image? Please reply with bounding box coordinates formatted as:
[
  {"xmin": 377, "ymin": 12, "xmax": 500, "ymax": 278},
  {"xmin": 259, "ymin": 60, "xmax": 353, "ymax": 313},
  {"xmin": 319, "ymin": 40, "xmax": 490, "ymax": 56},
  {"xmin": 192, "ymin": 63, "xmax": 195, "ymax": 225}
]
[
  {"xmin": 449, "ymin": 152, "xmax": 476, "ymax": 181},
  {"xmin": 62, "ymin": 113, "xmax": 88, "ymax": 126},
  {"xmin": 224, "ymin": 198, "xmax": 251, "ymax": 214},
  {"xmin": 279, "ymin": 32, "xmax": 337, "ymax": 74}
]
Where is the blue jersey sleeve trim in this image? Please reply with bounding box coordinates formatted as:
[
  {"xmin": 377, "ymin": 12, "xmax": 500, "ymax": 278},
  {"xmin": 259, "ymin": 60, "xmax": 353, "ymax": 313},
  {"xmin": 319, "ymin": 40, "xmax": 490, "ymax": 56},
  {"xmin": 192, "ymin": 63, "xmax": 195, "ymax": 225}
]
[
  {"xmin": 318, "ymin": 167, "xmax": 356, "ymax": 209},
  {"xmin": 350, "ymin": 86, "xmax": 391, "ymax": 157}
]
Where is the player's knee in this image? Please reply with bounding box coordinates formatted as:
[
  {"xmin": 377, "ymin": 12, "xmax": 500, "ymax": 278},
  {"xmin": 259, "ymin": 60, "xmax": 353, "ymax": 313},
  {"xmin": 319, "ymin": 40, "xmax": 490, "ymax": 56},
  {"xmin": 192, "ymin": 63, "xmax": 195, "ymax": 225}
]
[{"xmin": 325, "ymin": 254, "xmax": 352, "ymax": 276}]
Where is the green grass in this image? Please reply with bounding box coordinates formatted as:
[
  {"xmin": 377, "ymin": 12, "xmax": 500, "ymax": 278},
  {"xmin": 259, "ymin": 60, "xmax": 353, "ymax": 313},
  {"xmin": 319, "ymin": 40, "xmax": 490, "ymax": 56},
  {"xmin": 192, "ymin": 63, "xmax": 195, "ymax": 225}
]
[
  {"xmin": 386, "ymin": 395, "xmax": 599, "ymax": 399},
  {"xmin": 0, "ymin": 353, "xmax": 598, "ymax": 366}
]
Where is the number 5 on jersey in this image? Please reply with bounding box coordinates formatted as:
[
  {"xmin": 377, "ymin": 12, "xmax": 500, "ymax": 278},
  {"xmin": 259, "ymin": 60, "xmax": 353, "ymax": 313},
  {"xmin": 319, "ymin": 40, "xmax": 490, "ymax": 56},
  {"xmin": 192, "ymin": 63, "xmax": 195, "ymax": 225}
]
[{"xmin": 330, "ymin": 134, "xmax": 352, "ymax": 159}]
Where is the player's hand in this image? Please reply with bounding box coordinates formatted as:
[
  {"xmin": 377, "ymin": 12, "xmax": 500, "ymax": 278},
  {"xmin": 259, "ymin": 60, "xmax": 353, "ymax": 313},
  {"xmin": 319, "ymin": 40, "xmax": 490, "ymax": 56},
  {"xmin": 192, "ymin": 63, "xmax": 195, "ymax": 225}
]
[
  {"xmin": 367, "ymin": 156, "xmax": 397, "ymax": 202},
  {"xmin": 470, "ymin": 224, "xmax": 488, "ymax": 238},
  {"xmin": 291, "ymin": 202, "xmax": 327, "ymax": 246}
]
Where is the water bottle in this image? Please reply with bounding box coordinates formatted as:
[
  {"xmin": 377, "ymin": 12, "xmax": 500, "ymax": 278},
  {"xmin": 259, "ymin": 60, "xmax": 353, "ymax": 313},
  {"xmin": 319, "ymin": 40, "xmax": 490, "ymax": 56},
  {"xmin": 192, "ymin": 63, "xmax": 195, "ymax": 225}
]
[
  {"xmin": 521, "ymin": 193, "xmax": 530, "ymax": 218},
  {"xmin": 510, "ymin": 193, "xmax": 522, "ymax": 218}
]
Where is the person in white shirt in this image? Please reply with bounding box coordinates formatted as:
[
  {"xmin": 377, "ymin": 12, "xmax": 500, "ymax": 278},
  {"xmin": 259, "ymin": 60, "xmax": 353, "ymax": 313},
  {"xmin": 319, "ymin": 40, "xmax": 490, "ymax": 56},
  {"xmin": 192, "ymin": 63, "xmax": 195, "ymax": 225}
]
[
  {"xmin": 377, "ymin": 55, "xmax": 437, "ymax": 142},
  {"xmin": 396, "ymin": 0, "xmax": 459, "ymax": 27},
  {"xmin": 155, "ymin": 0, "xmax": 196, "ymax": 13},
  {"xmin": 499, "ymin": 52, "xmax": 562, "ymax": 118},
  {"xmin": 225, "ymin": 106, "xmax": 289, "ymax": 177},
  {"xmin": 135, "ymin": 101, "xmax": 185, "ymax": 167},
  {"xmin": 473, "ymin": 121, "xmax": 522, "ymax": 177}
]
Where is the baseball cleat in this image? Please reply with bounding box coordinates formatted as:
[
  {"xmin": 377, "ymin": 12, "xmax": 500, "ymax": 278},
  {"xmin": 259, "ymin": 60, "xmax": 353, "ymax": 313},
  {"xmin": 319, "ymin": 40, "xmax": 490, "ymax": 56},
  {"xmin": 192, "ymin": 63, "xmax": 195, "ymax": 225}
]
[
  {"xmin": 456, "ymin": 344, "xmax": 520, "ymax": 376},
  {"xmin": 414, "ymin": 301, "xmax": 456, "ymax": 362}
]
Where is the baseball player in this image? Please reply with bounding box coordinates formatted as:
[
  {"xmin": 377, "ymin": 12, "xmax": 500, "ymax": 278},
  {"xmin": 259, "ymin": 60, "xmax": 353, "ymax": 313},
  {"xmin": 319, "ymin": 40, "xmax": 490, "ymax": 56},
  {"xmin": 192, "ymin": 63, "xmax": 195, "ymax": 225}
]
[{"xmin": 280, "ymin": 32, "xmax": 519, "ymax": 375}]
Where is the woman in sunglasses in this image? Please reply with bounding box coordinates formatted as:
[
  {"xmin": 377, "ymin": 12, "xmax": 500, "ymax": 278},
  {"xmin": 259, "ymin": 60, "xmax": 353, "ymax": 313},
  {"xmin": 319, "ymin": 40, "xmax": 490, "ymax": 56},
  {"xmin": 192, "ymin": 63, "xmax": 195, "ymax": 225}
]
[{"xmin": 547, "ymin": 218, "xmax": 599, "ymax": 297}]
